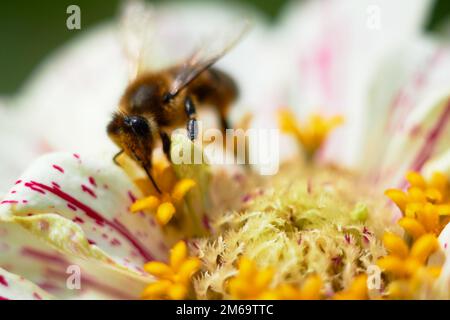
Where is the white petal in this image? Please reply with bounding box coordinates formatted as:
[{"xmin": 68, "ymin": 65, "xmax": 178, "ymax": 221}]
[
  {"xmin": 0, "ymin": 100, "xmax": 41, "ymax": 193},
  {"xmin": 360, "ymin": 39, "xmax": 450, "ymax": 187},
  {"xmin": 274, "ymin": 0, "xmax": 432, "ymax": 166}
]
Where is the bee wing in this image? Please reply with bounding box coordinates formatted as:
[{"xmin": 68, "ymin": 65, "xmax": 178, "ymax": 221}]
[
  {"xmin": 168, "ymin": 19, "xmax": 250, "ymax": 97},
  {"xmin": 120, "ymin": 0, "xmax": 176, "ymax": 79}
]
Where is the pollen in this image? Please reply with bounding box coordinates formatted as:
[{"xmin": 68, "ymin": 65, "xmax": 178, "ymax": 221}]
[
  {"xmin": 142, "ymin": 241, "xmax": 201, "ymax": 300},
  {"xmin": 130, "ymin": 161, "xmax": 196, "ymax": 225},
  {"xmin": 278, "ymin": 109, "xmax": 343, "ymax": 158},
  {"xmin": 193, "ymin": 163, "xmax": 391, "ymax": 300}
]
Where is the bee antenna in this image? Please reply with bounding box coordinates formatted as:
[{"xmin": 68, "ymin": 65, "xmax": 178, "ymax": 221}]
[{"xmin": 143, "ymin": 166, "xmax": 162, "ymax": 194}]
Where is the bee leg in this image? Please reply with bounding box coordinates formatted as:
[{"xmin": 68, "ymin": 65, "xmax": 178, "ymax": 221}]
[
  {"xmin": 113, "ymin": 150, "xmax": 124, "ymax": 166},
  {"xmin": 159, "ymin": 131, "xmax": 171, "ymax": 161},
  {"xmin": 185, "ymin": 97, "xmax": 198, "ymax": 141}
]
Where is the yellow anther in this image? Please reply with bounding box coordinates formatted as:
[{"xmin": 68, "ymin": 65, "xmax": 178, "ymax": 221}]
[
  {"xmin": 228, "ymin": 258, "xmax": 275, "ymax": 300},
  {"xmin": 425, "ymin": 188, "xmax": 443, "ymax": 203},
  {"xmin": 382, "ymin": 233, "xmax": 409, "ymax": 259},
  {"xmin": 380, "ymin": 171, "xmax": 448, "ymax": 299},
  {"xmin": 298, "ymin": 275, "xmax": 323, "ymax": 300},
  {"xmin": 377, "ymin": 256, "xmax": 408, "ymax": 278},
  {"xmin": 438, "ymin": 204, "xmax": 450, "ymax": 216},
  {"xmin": 274, "ymin": 275, "xmax": 323, "ymax": 300},
  {"xmin": 407, "ymin": 187, "xmax": 426, "ymax": 203},
  {"xmin": 171, "ymin": 179, "xmax": 197, "ymax": 203},
  {"xmin": 430, "ymin": 172, "xmax": 448, "ymax": 195},
  {"xmin": 406, "ymin": 172, "xmax": 427, "ymax": 189},
  {"xmin": 130, "ymin": 161, "xmax": 196, "ymax": 225},
  {"xmin": 404, "ymin": 202, "xmax": 423, "ymax": 218},
  {"xmin": 277, "ymin": 109, "xmax": 343, "ymax": 158},
  {"xmin": 385, "ymin": 189, "xmax": 408, "ymax": 212},
  {"xmin": 142, "ymin": 241, "xmax": 201, "ymax": 300},
  {"xmin": 228, "ymin": 259, "xmax": 323, "ymax": 300},
  {"xmin": 416, "ymin": 204, "xmax": 439, "ymax": 235},
  {"xmin": 130, "ymin": 195, "xmax": 160, "ymax": 212},
  {"xmin": 378, "ymin": 232, "xmax": 439, "ymax": 279},
  {"xmin": 409, "ymin": 234, "xmax": 439, "ymax": 264},
  {"xmin": 385, "ymin": 171, "xmax": 450, "ymax": 236},
  {"xmin": 398, "ymin": 217, "xmax": 426, "ymax": 240},
  {"xmin": 156, "ymin": 202, "xmax": 176, "ymax": 225},
  {"xmin": 170, "ymin": 240, "xmax": 188, "ymax": 271},
  {"xmin": 333, "ymin": 275, "xmax": 368, "ymax": 300}
]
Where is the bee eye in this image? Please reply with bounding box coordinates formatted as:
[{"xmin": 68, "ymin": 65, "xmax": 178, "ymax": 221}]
[{"xmin": 124, "ymin": 116, "xmax": 150, "ymax": 136}]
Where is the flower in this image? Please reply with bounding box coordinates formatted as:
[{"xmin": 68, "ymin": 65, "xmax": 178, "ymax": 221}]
[
  {"xmin": 227, "ymin": 258, "xmax": 322, "ymax": 300},
  {"xmin": 142, "ymin": 241, "xmax": 201, "ymax": 300},
  {"xmin": 1, "ymin": 0, "xmax": 450, "ymax": 300},
  {"xmin": 386, "ymin": 171, "xmax": 450, "ymax": 237},
  {"xmin": 228, "ymin": 258, "xmax": 276, "ymax": 299},
  {"xmin": 378, "ymin": 233, "xmax": 440, "ymax": 277},
  {"xmin": 377, "ymin": 232, "xmax": 442, "ymax": 299},
  {"xmin": 278, "ymin": 109, "xmax": 343, "ymax": 158}
]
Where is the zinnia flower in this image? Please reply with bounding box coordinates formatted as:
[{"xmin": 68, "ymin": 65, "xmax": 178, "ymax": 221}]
[{"xmin": 1, "ymin": 0, "xmax": 450, "ymax": 300}]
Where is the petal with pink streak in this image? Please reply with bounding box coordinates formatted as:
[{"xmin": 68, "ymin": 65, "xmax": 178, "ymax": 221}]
[
  {"xmin": 0, "ymin": 267, "xmax": 53, "ymax": 300},
  {"xmin": 361, "ymin": 40, "xmax": 450, "ymax": 187},
  {"xmin": 0, "ymin": 152, "xmax": 171, "ymax": 276},
  {"xmin": 0, "ymin": 220, "xmax": 150, "ymax": 299}
]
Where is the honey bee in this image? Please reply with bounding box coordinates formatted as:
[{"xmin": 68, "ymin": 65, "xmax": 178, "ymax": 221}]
[{"xmin": 107, "ymin": 2, "xmax": 249, "ymax": 193}]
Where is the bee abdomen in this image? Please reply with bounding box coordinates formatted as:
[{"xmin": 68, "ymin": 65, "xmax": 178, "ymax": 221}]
[{"xmin": 191, "ymin": 68, "xmax": 238, "ymax": 108}]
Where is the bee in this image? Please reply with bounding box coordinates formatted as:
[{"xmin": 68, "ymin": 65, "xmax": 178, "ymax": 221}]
[{"xmin": 107, "ymin": 2, "xmax": 248, "ymax": 193}]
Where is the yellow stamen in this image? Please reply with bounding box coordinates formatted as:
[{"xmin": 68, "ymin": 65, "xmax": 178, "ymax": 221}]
[
  {"xmin": 377, "ymin": 256, "xmax": 408, "ymax": 278},
  {"xmin": 398, "ymin": 217, "xmax": 426, "ymax": 240},
  {"xmin": 142, "ymin": 241, "xmax": 201, "ymax": 300},
  {"xmin": 130, "ymin": 162, "xmax": 196, "ymax": 226},
  {"xmin": 409, "ymin": 234, "xmax": 439, "ymax": 264},
  {"xmin": 334, "ymin": 275, "xmax": 368, "ymax": 300},
  {"xmin": 228, "ymin": 258, "xmax": 275, "ymax": 300},
  {"xmin": 406, "ymin": 172, "xmax": 426, "ymax": 189},
  {"xmin": 385, "ymin": 171, "xmax": 450, "ymax": 236},
  {"xmin": 228, "ymin": 258, "xmax": 323, "ymax": 300},
  {"xmin": 130, "ymin": 195, "xmax": 160, "ymax": 212},
  {"xmin": 156, "ymin": 202, "xmax": 176, "ymax": 225},
  {"xmin": 274, "ymin": 275, "xmax": 322, "ymax": 300},
  {"xmin": 144, "ymin": 261, "xmax": 173, "ymax": 278},
  {"xmin": 378, "ymin": 232, "xmax": 439, "ymax": 279},
  {"xmin": 382, "ymin": 233, "xmax": 409, "ymax": 258},
  {"xmin": 170, "ymin": 241, "xmax": 188, "ymax": 271},
  {"xmin": 278, "ymin": 109, "xmax": 343, "ymax": 158},
  {"xmin": 171, "ymin": 179, "xmax": 196, "ymax": 203}
]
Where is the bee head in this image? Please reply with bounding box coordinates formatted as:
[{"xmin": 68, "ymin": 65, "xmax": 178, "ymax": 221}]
[{"xmin": 107, "ymin": 112, "xmax": 157, "ymax": 167}]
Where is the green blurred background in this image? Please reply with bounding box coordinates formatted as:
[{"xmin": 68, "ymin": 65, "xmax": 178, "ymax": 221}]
[{"xmin": 0, "ymin": 0, "xmax": 449, "ymax": 95}]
